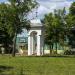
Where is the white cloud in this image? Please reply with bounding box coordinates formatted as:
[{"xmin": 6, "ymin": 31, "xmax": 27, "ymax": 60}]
[
  {"xmin": 27, "ymin": 5, "xmax": 51, "ymax": 19},
  {"xmin": 37, "ymin": 0, "xmax": 73, "ymax": 10},
  {"xmin": 4, "ymin": 0, "xmax": 73, "ymax": 19},
  {"xmin": 5, "ymin": 1, "xmax": 11, "ymax": 4},
  {"xmin": 28, "ymin": 0, "xmax": 73, "ymax": 19}
]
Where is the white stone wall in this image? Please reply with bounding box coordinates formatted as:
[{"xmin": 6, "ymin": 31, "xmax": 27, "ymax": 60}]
[{"xmin": 44, "ymin": 50, "xmax": 64, "ymax": 55}]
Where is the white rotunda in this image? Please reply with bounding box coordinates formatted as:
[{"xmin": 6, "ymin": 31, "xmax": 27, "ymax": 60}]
[{"xmin": 28, "ymin": 19, "xmax": 44, "ymax": 56}]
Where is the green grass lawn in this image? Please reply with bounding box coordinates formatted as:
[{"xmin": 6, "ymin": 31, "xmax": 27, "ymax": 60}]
[{"xmin": 0, "ymin": 55, "xmax": 75, "ymax": 75}]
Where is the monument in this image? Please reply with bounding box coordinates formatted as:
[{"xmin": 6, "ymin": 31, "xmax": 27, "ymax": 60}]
[{"xmin": 28, "ymin": 19, "xmax": 44, "ymax": 56}]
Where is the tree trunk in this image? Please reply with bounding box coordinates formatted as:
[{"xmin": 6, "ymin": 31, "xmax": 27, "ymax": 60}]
[
  {"xmin": 50, "ymin": 44, "xmax": 52, "ymax": 55},
  {"xmin": 56, "ymin": 29, "xmax": 58, "ymax": 54},
  {"xmin": 12, "ymin": 32, "xmax": 17, "ymax": 57},
  {"xmin": 55, "ymin": 42, "xmax": 57, "ymax": 54}
]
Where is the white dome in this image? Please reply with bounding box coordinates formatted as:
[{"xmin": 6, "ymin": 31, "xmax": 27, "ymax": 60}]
[
  {"xmin": 30, "ymin": 19, "xmax": 43, "ymax": 27},
  {"xmin": 30, "ymin": 19, "xmax": 41, "ymax": 24}
]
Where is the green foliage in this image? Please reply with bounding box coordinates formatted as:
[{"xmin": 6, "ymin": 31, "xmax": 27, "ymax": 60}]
[
  {"xmin": 66, "ymin": 2, "xmax": 75, "ymax": 28},
  {"xmin": 43, "ymin": 8, "xmax": 66, "ymax": 54},
  {"xmin": 43, "ymin": 13, "xmax": 53, "ymax": 44},
  {"xmin": 43, "ymin": 2, "xmax": 75, "ymax": 54},
  {"xmin": 65, "ymin": 2, "xmax": 75, "ymax": 48},
  {"xmin": 0, "ymin": 0, "xmax": 37, "ymax": 37},
  {"xmin": 66, "ymin": 14, "xmax": 75, "ymax": 28},
  {"xmin": 0, "ymin": 0, "xmax": 37, "ymax": 56},
  {"xmin": 69, "ymin": 2, "xmax": 75, "ymax": 15}
]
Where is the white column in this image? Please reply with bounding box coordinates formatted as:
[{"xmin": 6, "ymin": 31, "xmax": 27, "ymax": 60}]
[
  {"xmin": 41, "ymin": 36, "xmax": 44, "ymax": 55},
  {"xmin": 37, "ymin": 35, "xmax": 41, "ymax": 56},
  {"xmin": 28, "ymin": 35, "xmax": 32, "ymax": 55},
  {"xmin": 31, "ymin": 36, "xmax": 34, "ymax": 54}
]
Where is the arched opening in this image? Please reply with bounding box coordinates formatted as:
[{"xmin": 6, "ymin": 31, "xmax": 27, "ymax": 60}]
[{"xmin": 30, "ymin": 31, "xmax": 37, "ymax": 55}]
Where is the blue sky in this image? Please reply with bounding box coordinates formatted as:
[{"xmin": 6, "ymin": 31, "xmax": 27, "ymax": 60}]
[{"xmin": 0, "ymin": 0, "xmax": 7, "ymax": 2}]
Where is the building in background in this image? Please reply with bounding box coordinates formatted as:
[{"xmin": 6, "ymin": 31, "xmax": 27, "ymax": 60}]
[{"xmin": 16, "ymin": 36, "xmax": 28, "ymax": 51}]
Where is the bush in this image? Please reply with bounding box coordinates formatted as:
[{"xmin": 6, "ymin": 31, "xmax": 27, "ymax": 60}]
[{"xmin": 64, "ymin": 50, "xmax": 75, "ymax": 55}]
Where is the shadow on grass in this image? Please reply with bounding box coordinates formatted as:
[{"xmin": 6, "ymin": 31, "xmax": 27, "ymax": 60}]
[
  {"xmin": 22, "ymin": 55, "xmax": 75, "ymax": 58},
  {"xmin": 0, "ymin": 65, "xmax": 13, "ymax": 73},
  {"xmin": 42, "ymin": 55, "xmax": 75, "ymax": 58},
  {"xmin": 0, "ymin": 65, "xmax": 25, "ymax": 75}
]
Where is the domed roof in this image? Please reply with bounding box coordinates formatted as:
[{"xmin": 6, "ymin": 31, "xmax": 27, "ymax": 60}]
[
  {"xmin": 30, "ymin": 19, "xmax": 43, "ymax": 27},
  {"xmin": 30, "ymin": 19, "xmax": 41, "ymax": 23}
]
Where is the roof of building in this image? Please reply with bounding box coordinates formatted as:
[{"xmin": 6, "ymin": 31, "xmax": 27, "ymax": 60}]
[{"xmin": 30, "ymin": 19, "xmax": 43, "ymax": 27}]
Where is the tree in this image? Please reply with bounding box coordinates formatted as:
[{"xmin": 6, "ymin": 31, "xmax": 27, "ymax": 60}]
[
  {"xmin": 66, "ymin": 2, "xmax": 75, "ymax": 28},
  {"xmin": 43, "ymin": 13, "xmax": 54, "ymax": 54},
  {"xmin": 69, "ymin": 2, "xmax": 75, "ymax": 15},
  {"xmin": 0, "ymin": 0, "xmax": 37, "ymax": 56},
  {"xmin": 43, "ymin": 8, "xmax": 66, "ymax": 54},
  {"xmin": 66, "ymin": 2, "xmax": 75, "ymax": 49},
  {"xmin": 0, "ymin": 3, "xmax": 13, "ymax": 54}
]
